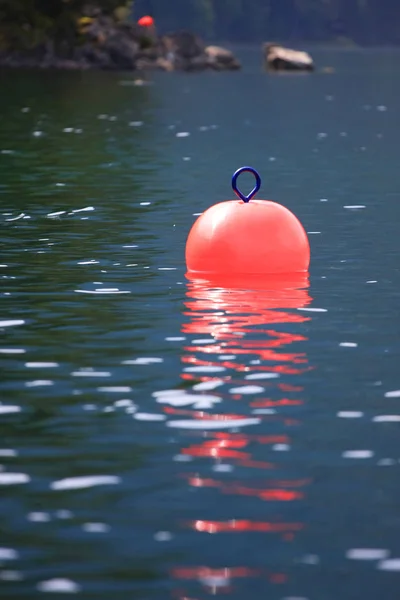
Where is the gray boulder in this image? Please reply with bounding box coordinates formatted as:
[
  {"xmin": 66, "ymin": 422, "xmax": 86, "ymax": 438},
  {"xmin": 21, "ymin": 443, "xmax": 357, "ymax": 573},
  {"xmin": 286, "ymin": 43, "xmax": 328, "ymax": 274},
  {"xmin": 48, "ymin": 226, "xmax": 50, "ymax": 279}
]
[
  {"xmin": 264, "ymin": 43, "xmax": 314, "ymax": 72},
  {"xmin": 160, "ymin": 30, "xmax": 204, "ymax": 71},
  {"xmin": 104, "ymin": 35, "xmax": 139, "ymax": 69},
  {"xmin": 159, "ymin": 32, "xmax": 241, "ymax": 72},
  {"xmin": 205, "ymin": 45, "xmax": 241, "ymax": 70}
]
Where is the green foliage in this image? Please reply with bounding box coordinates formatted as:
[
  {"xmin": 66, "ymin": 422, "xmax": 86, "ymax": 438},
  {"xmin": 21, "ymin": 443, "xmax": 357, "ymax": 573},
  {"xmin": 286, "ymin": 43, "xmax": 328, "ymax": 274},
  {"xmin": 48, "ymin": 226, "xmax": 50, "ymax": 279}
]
[{"xmin": 0, "ymin": 0, "xmax": 134, "ymax": 51}]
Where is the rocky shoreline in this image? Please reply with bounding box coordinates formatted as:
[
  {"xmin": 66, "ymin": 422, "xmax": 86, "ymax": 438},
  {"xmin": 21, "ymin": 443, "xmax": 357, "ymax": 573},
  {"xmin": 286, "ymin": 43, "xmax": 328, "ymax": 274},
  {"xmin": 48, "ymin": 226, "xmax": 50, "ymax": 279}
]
[{"xmin": 0, "ymin": 15, "xmax": 241, "ymax": 72}]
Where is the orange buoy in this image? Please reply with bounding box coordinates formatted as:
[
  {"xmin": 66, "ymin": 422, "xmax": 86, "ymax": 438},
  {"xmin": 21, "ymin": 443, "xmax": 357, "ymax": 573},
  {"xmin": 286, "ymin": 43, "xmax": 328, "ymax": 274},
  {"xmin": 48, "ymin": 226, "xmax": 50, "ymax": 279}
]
[
  {"xmin": 185, "ymin": 167, "xmax": 310, "ymax": 276},
  {"xmin": 137, "ymin": 15, "xmax": 154, "ymax": 27}
]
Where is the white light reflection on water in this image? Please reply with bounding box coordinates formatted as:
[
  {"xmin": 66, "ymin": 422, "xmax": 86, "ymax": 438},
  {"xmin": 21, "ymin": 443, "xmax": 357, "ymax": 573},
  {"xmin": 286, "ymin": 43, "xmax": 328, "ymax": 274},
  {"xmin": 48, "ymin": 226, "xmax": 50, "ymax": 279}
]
[
  {"xmin": 166, "ymin": 418, "xmax": 261, "ymax": 429},
  {"xmin": 51, "ymin": 475, "xmax": 120, "ymax": 491},
  {"xmin": 74, "ymin": 288, "xmax": 130, "ymax": 294},
  {"xmin": 0, "ymin": 473, "xmax": 30, "ymax": 485},
  {"xmin": 184, "ymin": 365, "xmax": 226, "ymax": 373},
  {"xmin": 0, "ymin": 406, "xmax": 21, "ymax": 414},
  {"xmin": 0, "ymin": 548, "xmax": 18, "ymax": 560},
  {"xmin": 337, "ymin": 411, "xmax": 363, "ymax": 418},
  {"xmin": 123, "ymin": 357, "xmax": 163, "ymax": 365},
  {"xmin": 373, "ymin": 415, "xmax": 400, "ymax": 422},
  {"xmin": 0, "ymin": 449, "xmax": 17, "ymax": 457},
  {"xmin": 37, "ymin": 578, "xmax": 81, "ymax": 593},
  {"xmin": 192, "ymin": 380, "xmax": 224, "ymax": 391},
  {"xmin": 134, "ymin": 413, "xmax": 166, "ymax": 421},
  {"xmin": 346, "ymin": 548, "xmax": 389, "ymax": 560},
  {"xmin": 0, "ymin": 320, "xmax": 25, "ymax": 327},
  {"xmin": 378, "ymin": 559, "xmax": 400, "ymax": 571},
  {"xmin": 228, "ymin": 385, "xmax": 265, "ymax": 394},
  {"xmin": 25, "ymin": 362, "xmax": 59, "ymax": 368},
  {"xmin": 384, "ymin": 390, "xmax": 400, "ymax": 398},
  {"xmin": 154, "ymin": 391, "xmax": 221, "ymax": 408},
  {"xmin": 27, "ymin": 512, "xmax": 51, "ymax": 522},
  {"xmin": 342, "ymin": 450, "xmax": 374, "ymax": 459},
  {"xmin": 82, "ymin": 522, "xmax": 110, "ymax": 533},
  {"xmin": 25, "ymin": 380, "xmax": 53, "ymax": 387},
  {"xmin": 97, "ymin": 386, "xmax": 132, "ymax": 393},
  {"xmin": 72, "ymin": 370, "xmax": 111, "ymax": 377}
]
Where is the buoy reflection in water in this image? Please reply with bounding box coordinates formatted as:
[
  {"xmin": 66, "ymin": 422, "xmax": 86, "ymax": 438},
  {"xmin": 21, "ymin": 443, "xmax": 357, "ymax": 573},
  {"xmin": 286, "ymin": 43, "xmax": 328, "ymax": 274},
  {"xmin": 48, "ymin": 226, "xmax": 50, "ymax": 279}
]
[{"xmin": 168, "ymin": 273, "xmax": 315, "ymax": 598}]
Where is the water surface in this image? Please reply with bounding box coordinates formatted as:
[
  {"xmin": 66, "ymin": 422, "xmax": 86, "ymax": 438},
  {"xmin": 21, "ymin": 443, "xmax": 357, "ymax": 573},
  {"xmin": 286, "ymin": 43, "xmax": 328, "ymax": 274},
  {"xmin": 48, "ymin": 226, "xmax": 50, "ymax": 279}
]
[{"xmin": 1, "ymin": 46, "xmax": 400, "ymax": 599}]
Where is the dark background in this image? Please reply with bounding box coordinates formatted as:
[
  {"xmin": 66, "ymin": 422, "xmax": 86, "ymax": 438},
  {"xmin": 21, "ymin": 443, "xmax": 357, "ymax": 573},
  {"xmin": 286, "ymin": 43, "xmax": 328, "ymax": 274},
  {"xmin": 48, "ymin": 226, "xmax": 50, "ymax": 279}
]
[
  {"xmin": 134, "ymin": 0, "xmax": 400, "ymax": 44},
  {"xmin": 1, "ymin": 0, "xmax": 400, "ymax": 47}
]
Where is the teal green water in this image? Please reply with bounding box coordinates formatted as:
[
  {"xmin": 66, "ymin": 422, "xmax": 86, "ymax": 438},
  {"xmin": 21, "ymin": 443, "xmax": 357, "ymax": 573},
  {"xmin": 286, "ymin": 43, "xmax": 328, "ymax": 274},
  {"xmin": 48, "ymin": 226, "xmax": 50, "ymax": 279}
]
[{"xmin": 2, "ymin": 47, "xmax": 400, "ymax": 599}]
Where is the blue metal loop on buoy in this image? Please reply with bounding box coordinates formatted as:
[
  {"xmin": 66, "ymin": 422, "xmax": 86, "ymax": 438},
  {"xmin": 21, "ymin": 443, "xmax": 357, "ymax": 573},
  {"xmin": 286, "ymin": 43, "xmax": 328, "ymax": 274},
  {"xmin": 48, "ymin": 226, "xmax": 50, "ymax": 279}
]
[{"xmin": 231, "ymin": 166, "xmax": 261, "ymax": 203}]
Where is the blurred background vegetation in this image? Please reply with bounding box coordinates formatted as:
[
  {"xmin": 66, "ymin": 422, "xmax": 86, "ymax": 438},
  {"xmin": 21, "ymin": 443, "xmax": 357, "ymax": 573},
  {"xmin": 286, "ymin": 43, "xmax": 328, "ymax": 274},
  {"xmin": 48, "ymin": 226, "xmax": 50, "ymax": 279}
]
[
  {"xmin": 0, "ymin": 1, "xmax": 133, "ymax": 51},
  {"xmin": 136, "ymin": 0, "xmax": 400, "ymax": 45},
  {"xmin": 0, "ymin": 0, "xmax": 399, "ymax": 51}
]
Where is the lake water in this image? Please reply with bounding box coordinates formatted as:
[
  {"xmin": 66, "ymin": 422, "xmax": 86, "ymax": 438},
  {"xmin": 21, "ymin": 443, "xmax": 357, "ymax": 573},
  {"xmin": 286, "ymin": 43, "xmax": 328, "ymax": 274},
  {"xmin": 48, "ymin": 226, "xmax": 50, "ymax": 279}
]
[{"xmin": 1, "ymin": 46, "xmax": 400, "ymax": 599}]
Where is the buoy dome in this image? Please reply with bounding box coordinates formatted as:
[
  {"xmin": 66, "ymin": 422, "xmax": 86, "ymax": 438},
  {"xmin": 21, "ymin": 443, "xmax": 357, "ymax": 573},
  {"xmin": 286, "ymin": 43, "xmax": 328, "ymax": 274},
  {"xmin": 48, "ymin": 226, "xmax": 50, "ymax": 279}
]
[
  {"xmin": 186, "ymin": 196, "xmax": 310, "ymax": 276},
  {"xmin": 138, "ymin": 15, "xmax": 154, "ymax": 27}
]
